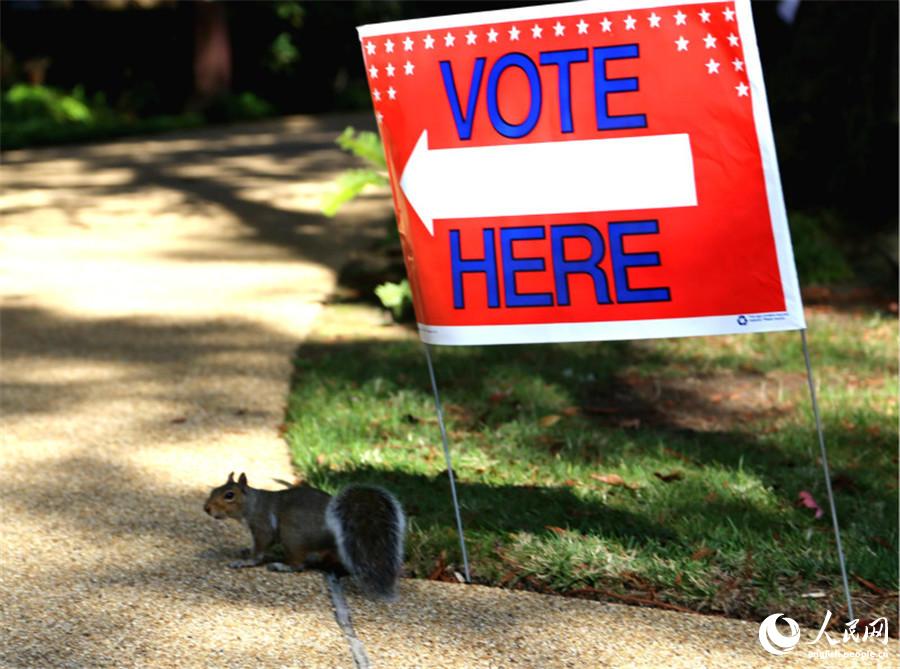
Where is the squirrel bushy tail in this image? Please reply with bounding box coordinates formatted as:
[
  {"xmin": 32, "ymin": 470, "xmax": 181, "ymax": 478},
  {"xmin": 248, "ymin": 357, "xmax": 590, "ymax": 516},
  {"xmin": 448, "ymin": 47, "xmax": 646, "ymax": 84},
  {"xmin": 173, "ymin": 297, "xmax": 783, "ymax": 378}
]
[{"xmin": 325, "ymin": 485, "xmax": 406, "ymax": 600}]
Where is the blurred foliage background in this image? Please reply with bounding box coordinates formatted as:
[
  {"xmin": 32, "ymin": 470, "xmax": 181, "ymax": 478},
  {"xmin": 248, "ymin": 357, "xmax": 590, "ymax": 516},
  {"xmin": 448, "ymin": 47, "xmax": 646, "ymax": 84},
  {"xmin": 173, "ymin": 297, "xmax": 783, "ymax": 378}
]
[{"xmin": 1, "ymin": 0, "xmax": 897, "ymax": 290}]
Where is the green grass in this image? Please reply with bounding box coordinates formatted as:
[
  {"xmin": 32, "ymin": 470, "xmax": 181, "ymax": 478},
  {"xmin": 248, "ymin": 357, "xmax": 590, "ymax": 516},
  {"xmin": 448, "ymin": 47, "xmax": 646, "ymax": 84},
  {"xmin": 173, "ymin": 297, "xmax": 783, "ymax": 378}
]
[{"xmin": 285, "ymin": 307, "xmax": 897, "ymax": 625}]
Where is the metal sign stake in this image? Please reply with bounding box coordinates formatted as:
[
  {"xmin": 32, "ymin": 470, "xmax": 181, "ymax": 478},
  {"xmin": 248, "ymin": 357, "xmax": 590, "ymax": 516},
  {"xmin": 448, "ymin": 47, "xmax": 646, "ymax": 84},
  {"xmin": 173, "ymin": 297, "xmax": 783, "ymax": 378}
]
[
  {"xmin": 801, "ymin": 328, "xmax": 854, "ymax": 622},
  {"xmin": 423, "ymin": 342, "xmax": 472, "ymax": 584}
]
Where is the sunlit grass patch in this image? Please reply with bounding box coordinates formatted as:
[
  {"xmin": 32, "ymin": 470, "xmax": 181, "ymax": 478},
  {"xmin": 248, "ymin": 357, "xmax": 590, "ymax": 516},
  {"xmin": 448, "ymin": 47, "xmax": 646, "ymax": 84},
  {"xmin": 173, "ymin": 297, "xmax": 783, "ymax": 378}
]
[{"xmin": 286, "ymin": 305, "xmax": 897, "ymax": 626}]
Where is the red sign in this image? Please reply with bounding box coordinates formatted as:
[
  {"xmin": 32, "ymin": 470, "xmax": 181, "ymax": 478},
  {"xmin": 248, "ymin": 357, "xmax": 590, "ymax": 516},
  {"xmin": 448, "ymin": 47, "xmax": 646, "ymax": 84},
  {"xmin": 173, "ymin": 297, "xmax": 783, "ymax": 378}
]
[{"xmin": 358, "ymin": 0, "xmax": 805, "ymax": 345}]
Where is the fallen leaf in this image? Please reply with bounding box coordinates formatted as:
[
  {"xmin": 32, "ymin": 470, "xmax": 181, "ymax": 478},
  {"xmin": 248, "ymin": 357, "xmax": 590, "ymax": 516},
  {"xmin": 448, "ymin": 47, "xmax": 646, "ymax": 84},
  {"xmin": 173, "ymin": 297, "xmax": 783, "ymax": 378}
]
[
  {"xmin": 561, "ymin": 406, "xmax": 580, "ymax": 417},
  {"xmin": 691, "ymin": 546, "xmax": 715, "ymax": 560},
  {"xmin": 316, "ymin": 454, "xmax": 327, "ymax": 465},
  {"xmin": 591, "ymin": 473, "xmax": 638, "ymax": 490},
  {"xmin": 540, "ymin": 414, "xmax": 562, "ymax": 428},
  {"xmin": 674, "ymin": 573, "xmax": 682, "ymax": 586},
  {"xmin": 663, "ymin": 448, "xmax": 693, "ymax": 464},
  {"xmin": 545, "ymin": 526, "xmax": 567, "ymax": 536},
  {"xmin": 853, "ymin": 574, "xmax": 889, "ymax": 596},
  {"xmin": 427, "ymin": 551, "xmax": 447, "ymax": 580},
  {"xmin": 563, "ymin": 479, "xmax": 578, "ymax": 487},
  {"xmin": 618, "ymin": 417, "xmax": 641, "ymax": 429},
  {"xmin": 171, "ymin": 416, "xmax": 187, "ymax": 424},
  {"xmin": 654, "ymin": 471, "xmax": 684, "ymax": 483},
  {"xmin": 872, "ymin": 536, "xmax": 893, "ymax": 551},
  {"xmin": 831, "ymin": 473, "xmax": 859, "ymax": 493},
  {"xmin": 489, "ymin": 390, "xmax": 510, "ymax": 404},
  {"xmin": 797, "ymin": 490, "xmax": 824, "ymax": 519},
  {"xmin": 499, "ymin": 571, "xmax": 518, "ymax": 587},
  {"xmin": 704, "ymin": 491, "xmax": 719, "ymax": 503}
]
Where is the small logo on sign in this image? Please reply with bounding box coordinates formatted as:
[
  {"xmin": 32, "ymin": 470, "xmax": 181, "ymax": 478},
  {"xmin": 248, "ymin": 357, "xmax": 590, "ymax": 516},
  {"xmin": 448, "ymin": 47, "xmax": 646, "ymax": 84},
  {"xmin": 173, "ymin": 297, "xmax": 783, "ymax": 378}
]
[
  {"xmin": 737, "ymin": 315, "xmax": 748, "ymax": 325},
  {"xmin": 758, "ymin": 613, "xmax": 801, "ymax": 655}
]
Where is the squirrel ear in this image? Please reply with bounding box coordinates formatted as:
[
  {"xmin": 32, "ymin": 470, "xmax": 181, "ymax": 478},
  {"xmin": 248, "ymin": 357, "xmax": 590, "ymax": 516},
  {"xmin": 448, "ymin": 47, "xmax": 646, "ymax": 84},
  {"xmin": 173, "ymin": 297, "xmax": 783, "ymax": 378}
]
[
  {"xmin": 227, "ymin": 471, "xmax": 235, "ymax": 484},
  {"xmin": 238, "ymin": 473, "xmax": 248, "ymax": 490}
]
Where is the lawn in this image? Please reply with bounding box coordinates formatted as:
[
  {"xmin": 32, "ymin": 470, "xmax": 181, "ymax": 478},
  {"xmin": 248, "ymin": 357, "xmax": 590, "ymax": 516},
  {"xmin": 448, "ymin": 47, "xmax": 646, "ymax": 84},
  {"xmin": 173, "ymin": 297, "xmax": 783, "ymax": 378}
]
[{"xmin": 284, "ymin": 303, "xmax": 897, "ymax": 629}]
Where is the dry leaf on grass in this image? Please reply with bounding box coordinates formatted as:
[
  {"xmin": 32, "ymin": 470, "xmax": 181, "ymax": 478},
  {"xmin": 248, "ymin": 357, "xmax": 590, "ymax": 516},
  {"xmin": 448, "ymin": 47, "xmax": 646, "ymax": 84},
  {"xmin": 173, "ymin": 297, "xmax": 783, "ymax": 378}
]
[
  {"xmin": 853, "ymin": 574, "xmax": 891, "ymax": 596},
  {"xmin": 591, "ymin": 473, "xmax": 639, "ymax": 490},
  {"xmin": 691, "ymin": 546, "xmax": 715, "ymax": 560},
  {"xmin": 539, "ymin": 414, "xmax": 562, "ymax": 428}
]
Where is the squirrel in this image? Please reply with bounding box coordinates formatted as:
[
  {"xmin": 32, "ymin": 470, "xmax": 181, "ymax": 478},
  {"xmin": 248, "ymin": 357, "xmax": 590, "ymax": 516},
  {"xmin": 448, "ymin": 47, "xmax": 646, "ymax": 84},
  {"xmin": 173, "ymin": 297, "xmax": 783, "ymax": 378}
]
[{"xmin": 204, "ymin": 472, "xmax": 406, "ymax": 600}]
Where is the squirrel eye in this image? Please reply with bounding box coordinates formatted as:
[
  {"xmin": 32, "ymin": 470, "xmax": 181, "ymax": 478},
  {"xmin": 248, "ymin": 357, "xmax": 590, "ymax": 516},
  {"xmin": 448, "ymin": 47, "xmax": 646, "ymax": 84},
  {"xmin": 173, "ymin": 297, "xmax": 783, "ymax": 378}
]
[{"xmin": 224, "ymin": 491, "xmax": 235, "ymax": 500}]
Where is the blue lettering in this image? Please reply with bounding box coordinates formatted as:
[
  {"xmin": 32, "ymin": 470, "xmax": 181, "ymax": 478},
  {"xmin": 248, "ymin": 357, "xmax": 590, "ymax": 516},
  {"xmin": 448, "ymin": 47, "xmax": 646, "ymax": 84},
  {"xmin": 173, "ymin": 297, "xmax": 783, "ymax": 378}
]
[
  {"xmin": 593, "ymin": 45, "xmax": 647, "ymax": 131},
  {"xmin": 539, "ymin": 48, "xmax": 589, "ymax": 134},
  {"xmin": 550, "ymin": 224, "xmax": 611, "ymax": 306},
  {"xmin": 500, "ymin": 227, "xmax": 553, "ymax": 307},
  {"xmin": 440, "ymin": 58, "xmax": 486, "ymax": 141},
  {"xmin": 609, "ymin": 221, "xmax": 670, "ymax": 303},
  {"xmin": 450, "ymin": 228, "xmax": 500, "ymax": 309},
  {"xmin": 487, "ymin": 53, "xmax": 542, "ymax": 139}
]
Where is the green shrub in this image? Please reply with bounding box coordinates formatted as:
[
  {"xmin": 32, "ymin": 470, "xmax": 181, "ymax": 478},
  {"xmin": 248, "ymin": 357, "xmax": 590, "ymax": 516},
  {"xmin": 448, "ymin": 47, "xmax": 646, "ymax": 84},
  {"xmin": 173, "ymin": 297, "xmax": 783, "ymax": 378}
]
[{"xmin": 321, "ymin": 126, "xmax": 389, "ymax": 216}]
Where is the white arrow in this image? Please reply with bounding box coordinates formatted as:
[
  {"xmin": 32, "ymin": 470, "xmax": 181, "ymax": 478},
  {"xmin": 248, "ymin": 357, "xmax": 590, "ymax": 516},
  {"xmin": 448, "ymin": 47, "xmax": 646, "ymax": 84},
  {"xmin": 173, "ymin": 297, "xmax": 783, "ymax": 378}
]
[{"xmin": 399, "ymin": 130, "xmax": 697, "ymax": 235}]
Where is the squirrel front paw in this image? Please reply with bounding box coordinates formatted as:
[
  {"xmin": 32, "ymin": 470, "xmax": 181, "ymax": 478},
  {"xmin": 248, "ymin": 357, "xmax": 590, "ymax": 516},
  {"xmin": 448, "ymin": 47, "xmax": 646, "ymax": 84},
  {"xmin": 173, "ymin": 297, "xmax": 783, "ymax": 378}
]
[
  {"xmin": 266, "ymin": 562, "xmax": 304, "ymax": 573},
  {"xmin": 228, "ymin": 558, "xmax": 261, "ymax": 569}
]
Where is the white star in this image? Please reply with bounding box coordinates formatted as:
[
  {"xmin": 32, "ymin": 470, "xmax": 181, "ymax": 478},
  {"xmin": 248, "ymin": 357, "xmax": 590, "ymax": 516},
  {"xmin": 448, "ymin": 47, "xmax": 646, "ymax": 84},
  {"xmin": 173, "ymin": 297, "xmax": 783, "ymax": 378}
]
[
  {"xmin": 487, "ymin": 27, "xmax": 498, "ymax": 42},
  {"xmin": 375, "ymin": 111, "xmax": 383, "ymax": 123},
  {"xmin": 736, "ymin": 82, "xmax": 749, "ymax": 97},
  {"xmin": 699, "ymin": 9, "xmax": 711, "ymax": 23},
  {"xmin": 385, "ymin": 63, "xmax": 395, "ymax": 77},
  {"xmin": 423, "ymin": 34, "xmax": 435, "ymax": 49},
  {"xmin": 368, "ymin": 64, "xmax": 378, "ymax": 79},
  {"xmin": 674, "ymin": 10, "xmax": 687, "ymax": 25},
  {"xmin": 675, "ymin": 36, "xmax": 689, "ymax": 52},
  {"xmin": 531, "ymin": 24, "xmax": 543, "ymax": 39},
  {"xmin": 648, "ymin": 12, "xmax": 661, "ymax": 28},
  {"xmin": 577, "ymin": 19, "xmax": 588, "ymax": 34},
  {"xmin": 509, "ymin": 25, "xmax": 520, "ymax": 41},
  {"xmin": 387, "ymin": 86, "xmax": 397, "ymax": 100},
  {"xmin": 385, "ymin": 38, "xmax": 395, "ymax": 53},
  {"xmin": 624, "ymin": 15, "xmax": 637, "ymax": 30},
  {"xmin": 703, "ymin": 33, "xmax": 717, "ymax": 49},
  {"xmin": 732, "ymin": 58, "xmax": 744, "ymax": 72},
  {"xmin": 404, "ymin": 60, "xmax": 414, "ymax": 75},
  {"xmin": 553, "ymin": 21, "xmax": 565, "ymax": 36},
  {"xmin": 372, "ymin": 88, "xmax": 381, "ymax": 101},
  {"xmin": 723, "ymin": 7, "xmax": 736, "ymax": 21},
  {"xmin": 705, "ymin": 58, "xmax": 720, "ymax": 74},
  {"xmin": 403, "ymin": 36, "xmax": 414, "ymax": 51},
  {"xmin": 600, "ymin": 17, "xmax": 612, "ymax": 32},
  {"xmin": 364, "ymin": 41, "xmax": 376, "ymax": 55},
  {"xmin": 466, "ymin": 30, "xmax": 477, "ymax": 45},
  {"xmin": 444, "ymin": 32, "xmax": 455, "ymax": 47},
  {"xmin": 727, "ymin": 33, "xmax": 740, "ymax": 47}
]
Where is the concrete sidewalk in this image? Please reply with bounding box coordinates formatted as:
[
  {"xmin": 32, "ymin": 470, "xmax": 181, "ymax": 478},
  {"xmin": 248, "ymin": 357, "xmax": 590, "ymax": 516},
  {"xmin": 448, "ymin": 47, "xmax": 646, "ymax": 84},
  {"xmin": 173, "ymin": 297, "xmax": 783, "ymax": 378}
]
[{"xmin": 0, "ymin": 117, "xmax": 890, "ymax": 668}]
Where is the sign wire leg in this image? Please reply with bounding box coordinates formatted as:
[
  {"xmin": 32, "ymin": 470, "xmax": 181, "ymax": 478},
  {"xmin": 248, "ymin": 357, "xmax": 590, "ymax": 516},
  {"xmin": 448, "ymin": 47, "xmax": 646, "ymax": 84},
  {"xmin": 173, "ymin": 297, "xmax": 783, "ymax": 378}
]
[
  {"xmin": 801, "ymin": 328, "xmax": 854, "ymax": 622},
  {"xmin": 423, "ymin": 343, "xmax": 472, "ymax": 584}
]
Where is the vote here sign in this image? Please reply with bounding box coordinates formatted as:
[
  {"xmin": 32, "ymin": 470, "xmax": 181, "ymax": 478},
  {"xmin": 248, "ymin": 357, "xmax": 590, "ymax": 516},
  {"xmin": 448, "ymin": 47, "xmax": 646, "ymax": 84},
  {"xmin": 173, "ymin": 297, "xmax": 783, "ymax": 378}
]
[{"xmin": 357, "ymin": 0, "xmax": 805, "ymax": 346}]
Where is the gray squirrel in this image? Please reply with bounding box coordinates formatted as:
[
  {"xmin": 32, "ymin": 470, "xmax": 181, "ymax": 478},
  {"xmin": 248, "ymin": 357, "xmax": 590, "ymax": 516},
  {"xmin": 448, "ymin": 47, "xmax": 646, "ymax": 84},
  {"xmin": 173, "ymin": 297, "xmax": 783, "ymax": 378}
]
[{"xmin": 204, "ymin": 472, "xmax": 406, "ymax": 600}]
